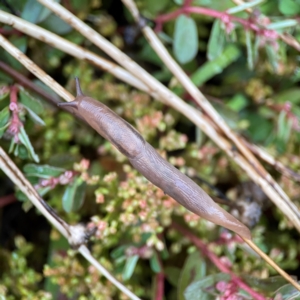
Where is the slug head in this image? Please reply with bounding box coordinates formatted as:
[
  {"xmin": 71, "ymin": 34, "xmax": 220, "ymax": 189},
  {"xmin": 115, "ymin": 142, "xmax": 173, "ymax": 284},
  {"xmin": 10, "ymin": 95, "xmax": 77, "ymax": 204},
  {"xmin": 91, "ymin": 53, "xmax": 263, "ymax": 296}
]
[{"xmin": 57, "ymin": 77, "xmax": 85, "ymax": 110}]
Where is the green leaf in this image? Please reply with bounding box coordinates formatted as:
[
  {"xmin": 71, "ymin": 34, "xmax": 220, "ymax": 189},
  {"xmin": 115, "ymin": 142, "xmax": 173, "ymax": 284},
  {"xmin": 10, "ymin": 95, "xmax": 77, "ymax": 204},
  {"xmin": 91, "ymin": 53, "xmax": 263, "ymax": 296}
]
[
  {"xmin": 24, "ymin": 106, "xmax": 45, "ymax": 126},
  {"xmin": 111, "ymin": 245, "xmax": 128, "ymax": 259},
  {"xmin": 21, "ymin": 0, "xmax": 43, "ymax": 23},
  {"xmin": 274, "ymin": 282, "xmax": 300, "ymax": 299},
  {"xmin": 62, "ymin": 177, "xmax": 86, "ymax": 213},
  {"xmin": 273, "ymin": 88, "xmax": 300, "ymax": 104},
  {"xmin": 40, "ymin": 14, "xmax": 73, "ymax": 35},
  {"xmin": 277, "ymin": 111, "xmax": 292, "ymax": 143},
  {"xmin": 23, "ymin": 164, "xmax": 65, "ymax": 178},
  {"xmin": 173, "ymin": 0, "xmax": 183, "ymax": 5},
  {"xmin": 243, "ymin": 275, "xmax": 295, "ymax": 293},
  {"xmin": 178, "ymin": 252, "xmax": 206, "ymax": 300},
  {"xmin": 184, "ymin": 273, "xmax": 230, "ymax": 300},
  {"xmin": 173, "ymin": 15, "xmax": 198, "ymax": 64},
  {"xmin": 19, "ymin": 89, "xmax": 44, "ymax": 115},
  {"xmin": 0, "ymin": 89, "xmax": 9, "ymax": 101},
  {"xmin": 150, "ymin": 253, "xmax": 161, "ymax": 273},
  {"xmin": 18, "ymin": 126, "xmax": 40, "ymax": 162},
  {"xmin": 245, "ymin": 30, "xmax": 254, "ymax": 70},
  {"xmin": 227, "ymin": 94, "xmax": 249, "ymax": 111},
  {"xmin": 227, "ymin": 0, "xmax": 265, "ymax": 14},
  {"xmin": 266, "ymin": 19, "xmax": 298, "ymax": 30},
  {"xmin": 207, "ymin": 20, "xmax": 225, "ymax": 61},
  {"xmin": 279, "ymin": 0, "xmax": 300, "ymax": 16},
  {"xmin": 0, "ymin": 106, "xmax": 10, "ymax": 138},
  {"xmin": 122, "ymin": 255, "xmax": 139, "ymax": 281},
  {"xmin": 265, "ymin": 44, "xmax": 279, "ymax": 73},
  {"xmin": 164, "ymin": 267, "xmax": 181, "ymax": 287},
  {"xmin": 191, "ymin": 44, "xmax": 241, "ymax": 86}
]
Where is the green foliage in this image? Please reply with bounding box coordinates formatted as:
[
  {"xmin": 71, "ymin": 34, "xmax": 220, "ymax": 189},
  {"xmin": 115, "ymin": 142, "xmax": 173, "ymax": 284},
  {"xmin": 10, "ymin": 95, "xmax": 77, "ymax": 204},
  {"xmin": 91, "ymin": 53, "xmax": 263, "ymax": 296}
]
[
  {"xmin": 173, "ymin": 15, "xmax": 198, "ymax": 64},
  {"xmin": 0, "ymin": 0, "xmax": 300, "ymax": 299}
]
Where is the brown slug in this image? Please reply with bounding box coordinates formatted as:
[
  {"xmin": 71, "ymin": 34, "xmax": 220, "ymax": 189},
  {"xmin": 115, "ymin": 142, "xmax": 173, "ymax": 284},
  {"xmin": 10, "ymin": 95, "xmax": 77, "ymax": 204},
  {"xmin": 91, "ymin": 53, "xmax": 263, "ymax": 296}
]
[{"xmin": 58, "ymin": 78, "xmax": 251, "ymax": 239}]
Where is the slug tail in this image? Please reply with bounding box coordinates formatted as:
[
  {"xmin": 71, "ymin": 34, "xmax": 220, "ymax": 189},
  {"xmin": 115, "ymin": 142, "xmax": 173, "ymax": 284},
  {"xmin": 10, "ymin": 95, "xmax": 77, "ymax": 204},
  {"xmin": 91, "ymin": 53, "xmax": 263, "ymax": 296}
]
[{"xmin": 75, "ymin": 77, "xmax": 84, "ymax": 97}]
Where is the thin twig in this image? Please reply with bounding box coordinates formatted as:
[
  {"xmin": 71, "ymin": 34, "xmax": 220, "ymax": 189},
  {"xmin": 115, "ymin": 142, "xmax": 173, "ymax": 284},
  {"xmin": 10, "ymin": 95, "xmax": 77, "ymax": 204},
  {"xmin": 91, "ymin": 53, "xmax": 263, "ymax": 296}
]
[
  {"xmin": 242, "ymin": 238, "xmax": 300, "ymax": 291},
  {"xmin": 243, "ymin": 139, "xmax": 300, "ymax": 183}
]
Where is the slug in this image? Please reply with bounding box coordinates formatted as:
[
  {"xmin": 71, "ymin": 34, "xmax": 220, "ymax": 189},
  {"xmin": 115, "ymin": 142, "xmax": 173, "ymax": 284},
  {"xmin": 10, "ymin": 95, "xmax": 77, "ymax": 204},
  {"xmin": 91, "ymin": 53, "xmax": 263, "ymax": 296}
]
[{"xmin": 58, "ymin": 78, "xmax": 251, "ymax": 239}]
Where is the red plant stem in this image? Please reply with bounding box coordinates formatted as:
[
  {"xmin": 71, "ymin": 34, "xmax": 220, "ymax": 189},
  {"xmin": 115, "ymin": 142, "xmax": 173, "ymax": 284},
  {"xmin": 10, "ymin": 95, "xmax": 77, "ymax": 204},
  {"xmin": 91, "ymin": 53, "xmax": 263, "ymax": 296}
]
[
  {"xmin": 155, "ymin": 6, "xmax": 278, "ymax": 40},
  {"xmin": 171, "ymin": 222, "xmax": 266, "ymax": 300},
  {"xmin": 0, "ymin": 28, "xmax": 22, "ymax": 36},
  {"xmin": 8, "ymin": 85, "xmax": 22, "ymax": 142},
  {"xmin": 0, "ymin": 61, "xmax": 60, "ymax": 107},
  {"xmin": 0, "ymin": 194, "xmax": 16, "ymax": 208},
  {"xmin": 155, "ymin": 272, "xmax": 165, "ymax": 300}
]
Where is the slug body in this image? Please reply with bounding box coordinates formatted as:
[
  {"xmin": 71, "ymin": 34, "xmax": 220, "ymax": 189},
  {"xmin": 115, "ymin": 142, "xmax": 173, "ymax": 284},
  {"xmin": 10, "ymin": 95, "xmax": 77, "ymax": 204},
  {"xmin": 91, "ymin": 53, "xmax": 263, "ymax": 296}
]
[{"xmin": 59, "ymin": 78, "xmax": 251, "ymax": 239}]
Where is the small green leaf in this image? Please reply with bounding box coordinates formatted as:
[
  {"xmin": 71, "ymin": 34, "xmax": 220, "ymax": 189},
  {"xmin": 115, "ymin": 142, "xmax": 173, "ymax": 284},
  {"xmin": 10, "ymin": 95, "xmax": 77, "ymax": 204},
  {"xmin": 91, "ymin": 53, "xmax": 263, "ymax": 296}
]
[
  {"xmin": 173, "ymin": 0, "xmax": 183, "ymax": 5},
  {"xmin": 273, "ymin": 88, "xmax": 300, "ymax": 104},
  {"xmin": 23, "ymin": 164, "xmax": 65, "ymax": 178},
  {"xmin": 150, "ymin": 253, "xmax": 161, "ymax": 273},
  {"xmin": 227, "ymin": 94, "xmax": 248, "ymax": 112},
  {"xmin": 191, "ymin": 44, "xmax": 241, "ymax": 86},
  {"xmin": 111, "ymin": 245, "xmax": 127, "ymax": 259},
  {"xmin": 266, "ymin": 19, "xmax": 298, "ymax": 30},
  {"xmin": 19, "ymin": 89, "xmax": 44, "ymax": 115},
  {"xmin": 227, "ymin": 0, "xmax": 265, "ymax": 14},
  {"xmin": 40, "ymin": 14, "xmax": 72, "ymax": 35},
  {"xmin": 173, "ymin": 15, "xmax": 198, "ymax": 64},
  {"xmin": 184, "ymin": 273, "xmax": 230, "ymax": 300},
  {"xmin": 179, "ymin": 252, "xmax": 206, "ymax": 300},
  {"xmin": 279, "ymin": 0, "xmax": 300, "ymax": 16},
  {"xmin": 265, "ymin": 44, "xmax": 279, "ymax": 73},
  {"xmin": 24, "ymin": 106, "xmax": 45, "ymax": 126},
  {"xmin": 21, "ymin": 0, "xmax": 44, "ymax": 23},
  {"xmin": 122, "ymin": 255, "xmax": 139, "ymax": 281},
  {"xmin": 274, "ymin": 281, "xmax": 300, "ymax": 299},
  {"xmin": 18, "ymin": 126, "xmax": 40, "ymax": 163},
  {"xmin": 0, "ymin": 89, "xmax": 9, "ymax": 101},
  {"xmin": 207, "ymin": 20, "xmax": 225, "ymax": 61},
  {"xmin": 245, "ymin": 30, "xmax": 254, "ymax": 70},
  {"xmin": 62, "ymin": 177, "xmax": 86, "ymax": 213},
  {"xmin": 0, "ymin": 106, "xmax": 10, "ymax": 138}
]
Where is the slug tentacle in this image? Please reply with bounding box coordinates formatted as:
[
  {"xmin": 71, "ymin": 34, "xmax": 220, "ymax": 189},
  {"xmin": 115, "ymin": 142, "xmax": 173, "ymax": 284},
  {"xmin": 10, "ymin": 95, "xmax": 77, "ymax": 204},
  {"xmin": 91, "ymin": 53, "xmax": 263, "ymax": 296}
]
[
  {"xmin": 75, "ymin": 77, "xmax": 84, "ymax": 97},
  {"xmin": 57, "ymin": 78, "xmax": 251, "ymax": 239}
]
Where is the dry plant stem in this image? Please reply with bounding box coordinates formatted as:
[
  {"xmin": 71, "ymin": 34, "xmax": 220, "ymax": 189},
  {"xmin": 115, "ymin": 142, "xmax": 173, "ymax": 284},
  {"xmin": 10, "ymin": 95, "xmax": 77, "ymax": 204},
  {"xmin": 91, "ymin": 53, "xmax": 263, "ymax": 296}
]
[
  {"xmin": 0, "ymin": 60, "xmax": 60, "ymax": 107},
  {"xmin": 0, "ymin": 147, "xmax": 69, "ymax": 236},
  {"xmin": 121, "ymin": 0, "xmax": 299, "ymax": 215},
  {"xmin": 242, "ymin": 238, "xmax": 300, "ymax": 291},
  {"xmin": 36, "ymin": 0, "xmax": 300, "ymax": 233},
  {"xmin": 231, "ymin": 0, "xmax": 300, "ymax": 52},
  {"xmin": 0, "ymin": 148, "xmax": 141, "ymax": 300},
  {"xmin": 243, "ymin": 139, "xmax": 300, "ymax": 182},
  {"xmin": 0, "ymin": 10, "xmax": 149, "ymax": 94}
]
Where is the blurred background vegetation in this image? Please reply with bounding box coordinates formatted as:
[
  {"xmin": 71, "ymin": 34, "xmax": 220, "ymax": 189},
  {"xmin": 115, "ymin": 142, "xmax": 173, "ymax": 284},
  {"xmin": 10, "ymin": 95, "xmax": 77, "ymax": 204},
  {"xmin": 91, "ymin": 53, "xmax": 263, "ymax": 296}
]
[{"xmin": 0, "ymin": 0, "xmax": 300, "ymax": 299}]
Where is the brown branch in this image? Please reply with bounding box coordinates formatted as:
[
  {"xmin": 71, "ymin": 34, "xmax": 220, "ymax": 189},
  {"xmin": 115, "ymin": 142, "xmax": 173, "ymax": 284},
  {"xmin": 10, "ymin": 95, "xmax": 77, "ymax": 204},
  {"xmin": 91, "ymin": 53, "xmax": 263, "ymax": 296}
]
[{"xmin": 0, "ymin": 60, "xmax": 60, "ymax": 107}]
